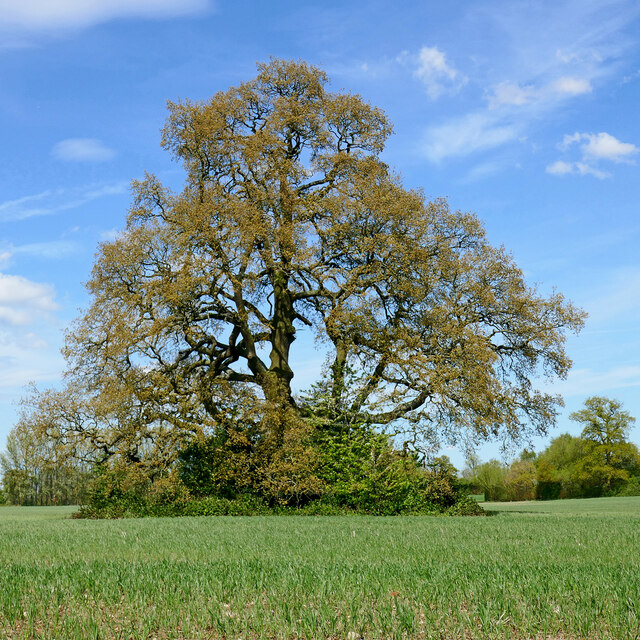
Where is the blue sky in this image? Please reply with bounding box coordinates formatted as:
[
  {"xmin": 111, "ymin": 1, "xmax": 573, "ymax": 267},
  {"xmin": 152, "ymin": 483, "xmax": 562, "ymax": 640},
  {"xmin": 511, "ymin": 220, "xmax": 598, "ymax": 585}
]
[{"xmin": 0, "ymin": 0, "xmax": 639, "ymax": 468}]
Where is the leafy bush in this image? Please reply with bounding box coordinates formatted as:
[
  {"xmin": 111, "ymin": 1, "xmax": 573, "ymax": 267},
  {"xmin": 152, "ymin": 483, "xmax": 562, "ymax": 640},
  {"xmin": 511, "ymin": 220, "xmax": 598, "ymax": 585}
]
[
  {"xmin": 183, "ymin": 494, "xmax": 270, "ymax": 516},
  {"xmin": 313, "ymin": 425, "xmax": 477, "ymax": 515},
  {"xmin": 617, "ymin": 476, "xmax": 640, "ymax": 496},
  {"xmin": 177, "ymin": 427, "xmax": 255, "ymax": 499},
  {"xmin": 78, "ymin": 464, "xmax": 190, "ymax": 518},
  {"xmin": 78, "ymin": 422, "xmax": 484, "ymax": 518},
  {"xmin": 446, "ymin": 497, "xmax": 485, "ymax": 516}
]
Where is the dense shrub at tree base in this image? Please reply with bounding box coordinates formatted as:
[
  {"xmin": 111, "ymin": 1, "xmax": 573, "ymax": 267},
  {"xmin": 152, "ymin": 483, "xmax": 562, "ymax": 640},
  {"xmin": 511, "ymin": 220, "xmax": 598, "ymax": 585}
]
[
  {"xmin": 77, "ymin": 423, "xmax": 483, "ymax": 518},
  {"xmin": 617, "ymin": 476, "xmax": 640, "ymax": 496},
  {"xmin": 312, "ymin": 426, "xmax": 474, "ymax": 515}
]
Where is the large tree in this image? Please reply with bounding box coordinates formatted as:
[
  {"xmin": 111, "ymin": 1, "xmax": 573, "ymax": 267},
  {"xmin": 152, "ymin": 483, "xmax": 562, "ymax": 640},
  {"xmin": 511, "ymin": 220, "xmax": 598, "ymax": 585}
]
[{"xmin": 26, "ymin": 59, "xmax": 584, "ymax": 465}]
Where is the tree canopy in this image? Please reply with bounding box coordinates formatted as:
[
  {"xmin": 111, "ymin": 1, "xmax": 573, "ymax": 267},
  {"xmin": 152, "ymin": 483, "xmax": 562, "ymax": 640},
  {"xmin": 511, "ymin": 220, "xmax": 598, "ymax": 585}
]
[
  {"xmin": 18, "ymin": 59, "xmax": 585, "ymax": 475},
  {"xmin": 570, "ymin": 396, "xmax": 638, "ymax": 492}
]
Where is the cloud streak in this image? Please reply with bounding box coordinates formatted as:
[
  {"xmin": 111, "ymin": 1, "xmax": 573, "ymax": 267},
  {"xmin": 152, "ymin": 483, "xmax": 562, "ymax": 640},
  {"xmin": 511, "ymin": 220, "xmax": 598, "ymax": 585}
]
[
  {"xmin": 487, "ymin": 76, "xmax": 592, "ymax": 109},
  {"xmin": 420, "ymin": 1, "xmax": 640, "ymax": 164},
  {"xmin": 0, "ymin": 241, "xmax": 78, "ymax": 262},
  {"xmin": 553, "ymin": 366, "xmax": 640, "ymax": 397},
  {"xmin": 546, "ymin": 160, "xmax": 610, "ymax": 179},
  {"xmin": 0, "ymin": 329, "xmax": 64, "ymax": 390},
  {"xmin": 0, "ymin": 182, "xmax": 128, "ymax": 222},
  {"xmin": 581, "ymin": 267, "xmax": 640, "ymax": 325},
  {"xmin": 423, "ymin": 113, "xmax": 519, "ymax": 163},
  {"xmin": 51, "ymin": 138, "xmax": 116, "ymax": 162},
  {"xmin": 1, "ymin": 0, "xmax": 210, "ymax": 32}
]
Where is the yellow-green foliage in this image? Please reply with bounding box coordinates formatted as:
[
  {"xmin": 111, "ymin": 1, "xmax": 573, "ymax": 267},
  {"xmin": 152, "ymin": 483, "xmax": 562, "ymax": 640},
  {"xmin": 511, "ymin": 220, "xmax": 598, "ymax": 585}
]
[
  {"xmin": 9, "ymin": 59, "xmax": 586, "ymax": 519},
  {"xmin": 16, "ymin": 58, "xmax": 584, "ymax": 474}
]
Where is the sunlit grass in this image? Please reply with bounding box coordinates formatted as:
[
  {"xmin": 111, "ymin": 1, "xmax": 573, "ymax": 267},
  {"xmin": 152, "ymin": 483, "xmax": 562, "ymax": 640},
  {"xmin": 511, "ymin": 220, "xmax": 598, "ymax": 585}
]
[
  {"xmin": 1, "ymin": 497, "xmax": 639, "ymax": 638},
  {"xmin": 484, "ymin": 495, "xmax": 640, "ymax": 515}
]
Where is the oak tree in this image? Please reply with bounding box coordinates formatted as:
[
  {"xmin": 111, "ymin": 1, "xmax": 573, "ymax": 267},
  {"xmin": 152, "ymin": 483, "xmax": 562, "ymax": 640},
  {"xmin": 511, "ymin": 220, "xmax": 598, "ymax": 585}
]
[
  {"xmin": 570, "ymin": 396, "xmax": 638, "ymax": 492},
  {"xmin": 25, "ymin": 59, "xmax": 585, "ymax": 469}
]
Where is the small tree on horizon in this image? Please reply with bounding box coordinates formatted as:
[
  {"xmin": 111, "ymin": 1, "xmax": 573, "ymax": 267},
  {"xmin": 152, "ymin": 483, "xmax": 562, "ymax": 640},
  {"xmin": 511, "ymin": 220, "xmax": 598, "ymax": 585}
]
[{"xmin": 570, "ymin": 396, "xmax": 638, "ymax": 493}]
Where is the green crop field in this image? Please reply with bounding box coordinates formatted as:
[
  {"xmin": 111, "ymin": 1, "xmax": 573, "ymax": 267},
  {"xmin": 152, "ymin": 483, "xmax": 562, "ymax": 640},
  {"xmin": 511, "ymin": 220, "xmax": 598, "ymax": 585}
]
[{"xmin": 1, "ymin": 498, "xmax": 639, "ymax": 639}]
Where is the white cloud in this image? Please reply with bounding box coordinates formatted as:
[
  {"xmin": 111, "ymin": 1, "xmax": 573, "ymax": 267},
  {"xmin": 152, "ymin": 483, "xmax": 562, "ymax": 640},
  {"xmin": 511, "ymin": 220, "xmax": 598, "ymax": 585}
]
[
  {"xmin": 488, "ymin": 83, "xmax": 534, "ymax": 108},
  {"xmin": 0, "ymin": 274, "xmax": 58, "ymax": 326},
  {"xmin": 0, "ymin": 0, "xmax": 210, "ymax": 32},
  {"xmin": 551, "ymin": 76, "xmax": 592, "ymax": 95},
  {"xmin": 411, "ymin": 46, "xmax": 467, "ymax": 99},
  {"xmin": 580, "ymin": 132, "xmax": 638, "ymax": 161},
  {"xmin": 51, "ymin": 138, "xmax": 116, "ymax": 162},
  {"xmin": 10, "ymin": 241, "xmax": 78, "ymax": 260},
  {"xmin": 0, "ymin": 190, "xmax": 52, "ymax": 221},
  {"xmin": 545, "ymin": 160, "xmax": 610, "ymax": 179},
  {"xmin": 423, "ymin": 113, "xmax": 519, "ymax": 162},
  {"xmin": 555, "ymin": 49, "xmax": 581, "ymax": 64},
  {"xmin": 419, "ymin": 2, "xmax": 638, "ymax": 166},
  {"xmin": 21, "ymin": 332, "xmax": 49, "ymax": 350},
  {"xmin": 488, "ymin": 76, "xmax": 592, "ymax": 109},
  {"xmin": 549, "ymin": 131, "xmax": 638, "ymax": 178},
  {"xmin": 559, "ymin": 133, "xmax": 584, "ymax": 149},
  {"xmin": 575, "ymin": 162, "xmax": 611, "ymax": 178},
  {"xmin": 546, "ymin": 160, "xmax": 574, "ymax": 175},
  {"xmin": 0, "ymin": 181, "xmax": 128, "ymax": 221}
]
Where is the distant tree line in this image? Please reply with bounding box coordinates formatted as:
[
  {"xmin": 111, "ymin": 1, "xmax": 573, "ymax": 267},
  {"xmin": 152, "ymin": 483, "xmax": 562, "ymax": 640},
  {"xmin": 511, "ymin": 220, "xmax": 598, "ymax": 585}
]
[
  {"xmin": 0, "ymin": 423, "xmax": 89, "ymax": 506},
  {"xmin": 464, "ymin": 397, "xmax": 640, "ymax": 501}
]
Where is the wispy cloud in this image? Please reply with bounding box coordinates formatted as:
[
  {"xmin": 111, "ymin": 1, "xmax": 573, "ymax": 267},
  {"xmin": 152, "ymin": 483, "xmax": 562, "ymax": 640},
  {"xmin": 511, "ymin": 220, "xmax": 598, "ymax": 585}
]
[
  {"xmin": 421, "ymin": 1, "xmax": 639, "ymax": 164},
  {"xmin": 551, "ymin": 76, "xmax": 593, "ymax": 95},
  {"xmin": 423, "ymin": 113, "xmax": 519, "ymax": 163},
  {"xmin": 462, "ymin": 159, "xmax": 509, "ymax": 183},
  {"xmin": 51, "ymin": 138, "xmax": 116, "ymax": 162},
  {"xmin": 546, "ymin": 159, "xmax": 610, "ymax": 179},
  {"xmin": 0, "ymin": 181, "xmax": 128, "ymax": 222},
  {"xmin": 581, "ymin": 267, "xmax": 640, "ymax": 324},
  {"xmin": 0, "ymin": 274, "xmax": 58, "ymax": 326},
  {"xmin": 547, "ymin": 131, "xmax": 638, "ymax": 177},
  {"xmin": 403, "ymin": 46, "xmax": 467, "ymax": 100},
  {"xmin": 1, "ymin": 0, "xmax": 210, "ymax": 32},
  {"xmin": 488, "ymin": 76, "xmax": 592, "ymax": 109},
  {"xmin": 561, "ymin": 131, "xmax": 638, "ymax": 161},
  {"xmin": 0, "ymin": 329, "xmax": 64, "ymax": 390},
  {"xmin": 0, "ymin": 241, "xmax": 78, "ymax": 263},
  {"xmin": 623, "ymin": 68, "xmax": 640, "ymax": 83},
  {"xmin": 553, "ymin": 365, "xmax": 640, "ymax": 397}
]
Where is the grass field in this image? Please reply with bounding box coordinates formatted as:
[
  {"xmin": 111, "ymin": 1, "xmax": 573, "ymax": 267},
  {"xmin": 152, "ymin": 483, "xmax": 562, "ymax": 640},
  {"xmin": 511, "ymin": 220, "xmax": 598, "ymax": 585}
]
[{"xmin": 1, "ymin": 498, "xmax": 639, "ymax": 639}]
